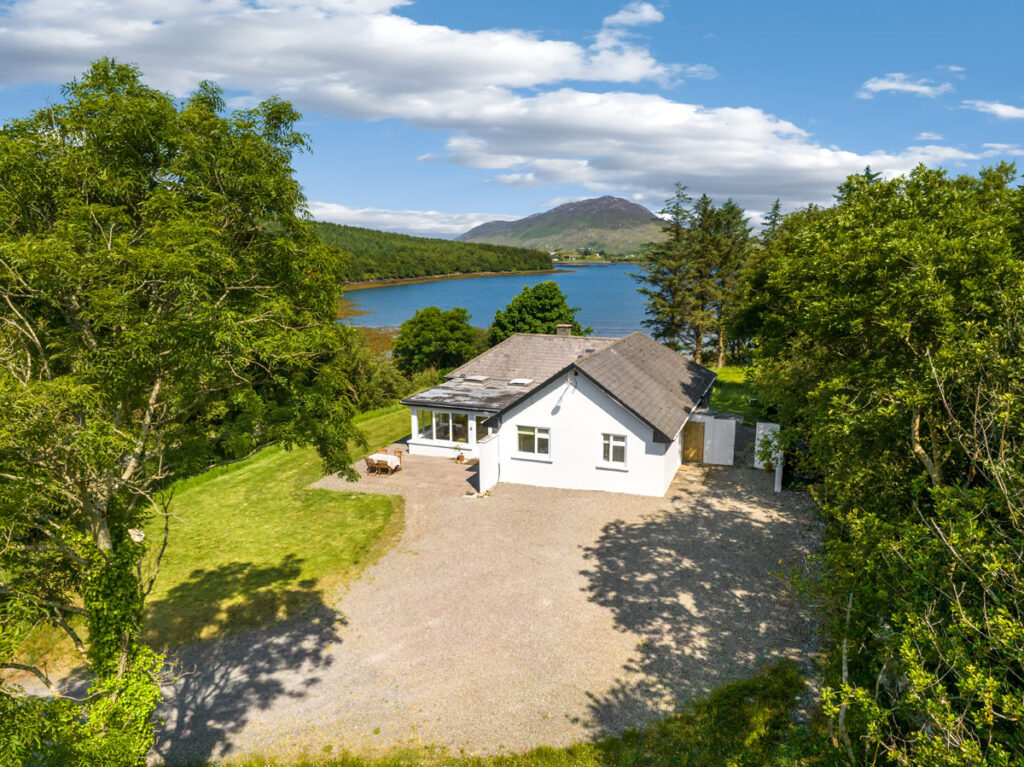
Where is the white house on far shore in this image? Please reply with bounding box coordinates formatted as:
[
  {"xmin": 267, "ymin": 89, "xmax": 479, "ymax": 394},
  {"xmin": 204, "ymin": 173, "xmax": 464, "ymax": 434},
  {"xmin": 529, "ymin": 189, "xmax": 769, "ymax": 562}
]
[{"xmin": 399, "ymin": 325, "xmax": 726, "ymax": 497}]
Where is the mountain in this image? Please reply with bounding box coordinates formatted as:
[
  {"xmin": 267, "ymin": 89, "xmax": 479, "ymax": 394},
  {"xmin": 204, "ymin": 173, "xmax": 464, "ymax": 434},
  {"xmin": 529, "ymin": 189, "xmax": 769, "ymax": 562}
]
[
  {"xmin": 314, "ymin": 222, "xmax": 552, "ymax": 281},
  {"xmin": 456, "ymin": 196, "xmax": 665, "ymax": 255}
]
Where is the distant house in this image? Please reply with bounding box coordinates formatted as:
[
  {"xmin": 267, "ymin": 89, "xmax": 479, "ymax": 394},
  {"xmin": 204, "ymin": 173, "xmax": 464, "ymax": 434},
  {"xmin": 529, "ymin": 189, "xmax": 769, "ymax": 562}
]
[{"xmin": 400, "ymin": 326, "xmax": 728, "ymax": 497}]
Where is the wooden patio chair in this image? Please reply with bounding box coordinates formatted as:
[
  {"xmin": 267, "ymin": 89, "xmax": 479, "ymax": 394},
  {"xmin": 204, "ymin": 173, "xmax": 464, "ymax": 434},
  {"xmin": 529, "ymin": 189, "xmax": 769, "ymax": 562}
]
[
  {"xmin": 391, "ymin": 448, "xmax": 403, "ymax": 471},
  {"xmin": 364, "ymin": 456, "xmax": 378, "ymax": 475}
]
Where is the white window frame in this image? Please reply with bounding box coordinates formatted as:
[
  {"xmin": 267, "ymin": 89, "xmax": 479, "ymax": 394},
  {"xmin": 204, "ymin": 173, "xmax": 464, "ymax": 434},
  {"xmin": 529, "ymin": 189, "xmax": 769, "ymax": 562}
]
[
  {"xmin": 600, "ymin": 433, "xmax": 627, "ymax": 468},
  {"xmin": 516, "ymin": 425, "xmax": 550, "ymax": 457}
]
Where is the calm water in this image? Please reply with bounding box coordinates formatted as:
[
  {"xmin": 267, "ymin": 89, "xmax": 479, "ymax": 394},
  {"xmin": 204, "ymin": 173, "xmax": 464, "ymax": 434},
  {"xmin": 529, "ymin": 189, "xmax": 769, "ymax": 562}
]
[{"xmin": 344, "ymin": 264, "xmax": 647, "ymax": 336}]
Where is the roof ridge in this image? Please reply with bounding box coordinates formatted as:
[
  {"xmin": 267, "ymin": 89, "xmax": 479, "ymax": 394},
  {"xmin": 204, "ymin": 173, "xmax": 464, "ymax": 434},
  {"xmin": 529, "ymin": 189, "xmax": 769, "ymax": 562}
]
[{"xmin": 577, "ymin": 332, "xmax": 635, "ymax": 362}]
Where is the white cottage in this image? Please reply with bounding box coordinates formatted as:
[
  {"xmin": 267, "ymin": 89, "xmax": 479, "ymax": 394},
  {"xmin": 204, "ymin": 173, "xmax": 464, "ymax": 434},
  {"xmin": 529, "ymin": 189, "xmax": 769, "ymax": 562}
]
[{"xmin": 400, "ymin": 326, "xmax": 719, "ymax": 497}]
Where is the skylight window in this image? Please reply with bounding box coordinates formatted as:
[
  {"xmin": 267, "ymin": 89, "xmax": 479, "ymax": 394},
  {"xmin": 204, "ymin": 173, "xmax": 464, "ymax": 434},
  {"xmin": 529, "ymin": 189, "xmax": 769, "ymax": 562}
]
[{"xmin": 509, "ymin": 378, "xmax": 534, "ymax": 387}]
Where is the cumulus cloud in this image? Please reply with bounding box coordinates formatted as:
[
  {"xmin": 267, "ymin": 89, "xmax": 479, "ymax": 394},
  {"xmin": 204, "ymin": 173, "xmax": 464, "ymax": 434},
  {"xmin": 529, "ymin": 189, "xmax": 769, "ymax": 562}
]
[
  {"xmin": 0, "ymin": 0, "xmax": 1012, "ymax": 220},
  {"xmin": 308, "ymin": 201, "xmax": 509, "ymax": 236},
  {"xmin": 0, "ymin": 0, "xmax": 677, "ymax": 97},
  {"xmin": 603, "ymin": 2, "xmax": 664, "ymax": 27},
  {"xmin": 963, "ymin": 100, "xmax": 1024, "ymax": 119},
  {"xmin": 915, "ymin": 131, "xmax": 944, "ymax": 141},
  {"xmin": 857, "ymin": 73, "xmax": 954, "ymax": 99}
]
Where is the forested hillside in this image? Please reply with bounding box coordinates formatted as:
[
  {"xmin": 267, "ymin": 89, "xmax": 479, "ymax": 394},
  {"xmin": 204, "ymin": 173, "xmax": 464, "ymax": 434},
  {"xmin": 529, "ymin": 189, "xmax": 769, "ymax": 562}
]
[{"xmin": 315, "ymin": 222, "xmax": 551, "ymax": 280}]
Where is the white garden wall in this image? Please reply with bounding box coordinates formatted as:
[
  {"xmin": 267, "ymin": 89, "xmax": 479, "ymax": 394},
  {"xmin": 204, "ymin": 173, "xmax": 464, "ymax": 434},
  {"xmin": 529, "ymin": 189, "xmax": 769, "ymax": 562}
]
[
  {"xmin": 689, "ymin": 413, "xmax": 736, "ymax": 466},
  {"xmin": 477, "ymin": 433, "xmax": 499, "ymax": 493}
]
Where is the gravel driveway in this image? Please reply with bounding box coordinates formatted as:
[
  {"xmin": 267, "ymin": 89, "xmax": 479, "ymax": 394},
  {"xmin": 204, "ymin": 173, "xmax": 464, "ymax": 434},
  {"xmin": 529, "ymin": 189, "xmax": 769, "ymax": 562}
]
[{"xmin": 153, "ymin": 451, "xmax": 820, "ymax": 764}]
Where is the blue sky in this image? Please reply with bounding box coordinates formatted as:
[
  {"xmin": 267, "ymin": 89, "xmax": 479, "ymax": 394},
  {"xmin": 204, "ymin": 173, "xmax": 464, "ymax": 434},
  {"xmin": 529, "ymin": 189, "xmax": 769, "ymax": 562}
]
[{"xmin": 2, "ymin": 0, "xmax": 1022, "ymax": 235}]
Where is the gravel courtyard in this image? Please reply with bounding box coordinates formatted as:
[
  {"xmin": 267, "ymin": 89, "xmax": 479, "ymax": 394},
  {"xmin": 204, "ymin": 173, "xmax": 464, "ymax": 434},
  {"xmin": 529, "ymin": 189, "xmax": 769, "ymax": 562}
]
[{"xmin": 154, "ymin": 451, "xmax": 820, "ymax": 764}]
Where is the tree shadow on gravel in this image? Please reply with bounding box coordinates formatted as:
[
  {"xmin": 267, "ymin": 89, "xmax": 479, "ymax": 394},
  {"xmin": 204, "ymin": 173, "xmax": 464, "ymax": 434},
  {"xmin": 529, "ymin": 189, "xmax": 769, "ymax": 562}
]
[
  {"xmin": 150, "ymin": 557, "xmax": 344, "ymax": 766},
  {"xmin": 577, "ymin": 467, "xmax": 817, "ymax": 738}
]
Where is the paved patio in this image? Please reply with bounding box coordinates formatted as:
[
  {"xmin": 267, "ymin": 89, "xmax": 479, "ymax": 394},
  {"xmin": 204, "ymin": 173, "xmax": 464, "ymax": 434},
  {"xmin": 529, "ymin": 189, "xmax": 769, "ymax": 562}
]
[{"xmin": 153, "ymin": 444, "xmax": 820, "ymax": 764}]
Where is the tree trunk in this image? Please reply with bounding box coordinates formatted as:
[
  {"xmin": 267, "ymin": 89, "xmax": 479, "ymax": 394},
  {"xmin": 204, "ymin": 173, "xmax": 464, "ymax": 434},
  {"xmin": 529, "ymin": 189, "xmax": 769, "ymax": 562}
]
[
  {"xmin": 693, "ymin": 325, "xmax": 704, "ymax": 364},
  {"xmin": 717, "ymin": 323, "xmax": 726, "ymax": 368}
]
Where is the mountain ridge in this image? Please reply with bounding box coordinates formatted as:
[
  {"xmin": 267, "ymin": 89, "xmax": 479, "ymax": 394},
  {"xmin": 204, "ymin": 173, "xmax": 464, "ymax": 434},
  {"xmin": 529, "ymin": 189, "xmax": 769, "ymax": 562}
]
[{"xmin": 457, "ymin": 195, "xmax": 665, "ymax": 254}]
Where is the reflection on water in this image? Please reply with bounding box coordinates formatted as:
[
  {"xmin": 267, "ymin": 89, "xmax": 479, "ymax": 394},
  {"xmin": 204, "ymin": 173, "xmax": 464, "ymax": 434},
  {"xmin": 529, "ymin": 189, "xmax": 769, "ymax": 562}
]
[{"xmin": 343, "ymin": 264, "xmax": 647, "ymax": 337}]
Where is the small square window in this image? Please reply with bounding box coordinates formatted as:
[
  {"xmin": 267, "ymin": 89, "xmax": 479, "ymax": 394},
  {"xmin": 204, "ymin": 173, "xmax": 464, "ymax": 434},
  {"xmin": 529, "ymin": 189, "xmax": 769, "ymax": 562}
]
[{"xmin": 602, "ymin": 433, "xmax": 626, "ymax": 464}]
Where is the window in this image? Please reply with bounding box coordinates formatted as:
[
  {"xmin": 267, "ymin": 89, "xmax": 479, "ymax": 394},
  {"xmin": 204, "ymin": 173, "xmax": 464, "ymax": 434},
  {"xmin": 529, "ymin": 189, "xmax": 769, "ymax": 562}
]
[
  {"xmin": 602, "ymin": 433, "xmax": 626, "ymax": 464},
  {"xmin": 517, "ymin": 426, "xmax": 550, "ymax": 455},
  {"xmin": 418, "ymin": 410, "xmax": 434, "ymax": 439},
  {"xmin": 452, "ymin": 413, "xmax": 469, "ymax": 443},
  {"xmin": 475, "ymin": 415, "xmax": 495, "ymax": 440},
  {"xmin": 434, "ymin": 411, "xmax": 451, "ymax": 441}
]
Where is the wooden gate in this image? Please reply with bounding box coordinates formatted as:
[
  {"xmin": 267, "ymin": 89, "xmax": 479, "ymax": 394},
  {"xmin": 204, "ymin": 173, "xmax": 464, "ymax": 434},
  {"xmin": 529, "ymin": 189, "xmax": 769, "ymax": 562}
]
[{"xmin": 682, "ymin": 421, "xmax": 705, "ymax": 463}]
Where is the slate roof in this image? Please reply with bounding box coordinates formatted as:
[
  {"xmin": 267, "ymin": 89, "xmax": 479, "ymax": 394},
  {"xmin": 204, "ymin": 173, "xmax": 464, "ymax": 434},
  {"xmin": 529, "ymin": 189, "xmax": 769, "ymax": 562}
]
[
  {"xmin": 575, "ymin": 332, "xmax": 717, "ymax": 439},
  {"xmin": 447, "ymin": 334, "xmax": 619, "ymax": 382},
  {"xmin": 401, "ymin": 331, "xmax": 716, "ymax": 439}
]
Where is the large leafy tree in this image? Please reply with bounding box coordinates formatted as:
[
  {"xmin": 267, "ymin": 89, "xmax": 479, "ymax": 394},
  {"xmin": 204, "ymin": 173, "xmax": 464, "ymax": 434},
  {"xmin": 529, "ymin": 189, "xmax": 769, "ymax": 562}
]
[
  {"xmin": 0, "ymin": 60, "xmax": 376, "ymax": 763},
  {"xmin": 489, "ymin": 281, "xmax": 591, "ymax": 344},
  {"xmin": 751, "ymin": 165, "xmax": 1024, "ymax": 765},
  {"xmin": 392, "ymin": 306, "xmax": 484, "ymax": 374}
]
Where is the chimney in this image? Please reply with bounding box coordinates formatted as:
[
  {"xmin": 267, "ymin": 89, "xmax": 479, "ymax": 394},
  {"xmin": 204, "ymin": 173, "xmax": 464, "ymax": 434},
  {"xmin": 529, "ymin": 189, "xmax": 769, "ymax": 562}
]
[{"xmin": 555, "ymin": 324, "xmax": 572, "ymax": 337}]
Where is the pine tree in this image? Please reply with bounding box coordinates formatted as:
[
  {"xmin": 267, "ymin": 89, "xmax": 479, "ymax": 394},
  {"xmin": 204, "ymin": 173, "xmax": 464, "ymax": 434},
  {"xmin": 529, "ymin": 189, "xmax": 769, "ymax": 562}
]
[
  {"xmin": 760, "ymin": 199, "xmax": 782, "ymax": 245},
  {"xmin": 637, "ymin": 185, "xmax": 753, "ymax": 366},
  {"xmin": 635, "ymin": 184, "xmax": 696, "ymax": 353}
]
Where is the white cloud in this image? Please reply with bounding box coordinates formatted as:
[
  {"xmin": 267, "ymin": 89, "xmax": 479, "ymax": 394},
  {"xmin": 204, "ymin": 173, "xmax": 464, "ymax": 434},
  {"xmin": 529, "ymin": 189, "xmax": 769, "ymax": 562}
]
[
  {"xmin": 308, "ymin": 201, "xmax": 510, "ymax": 236},
  {"xmin": 981, "ymin": 142, "xmax": 1024, "ymax": 155},
  {"xmin": 0, "ymin": 0, "xmax": 675, "ymax": 97},
  {"xmin": 680, "ymin": 63, "xmax": 718, "ymax": 80},
  {"xmin": 915, "ymin": 131, "xmax": 944, "ymax": 141},
  {"xmin": 937, "ymin": 64, "xmax": 965, "ymax": 72},
  {"xmin": 963, "ymin": 100, "xmax": 1024, "ymax": 119},
  {"xmin": 603, "ymin": 2, "xmax": 664, "ymax": 27},
  {"xmin": 0, "ymin": 0, "xmax": 1013, "ymax": 220},
  {"xmin": 857, "ymin": 73, "xmax": 954, "ymax": 99}
]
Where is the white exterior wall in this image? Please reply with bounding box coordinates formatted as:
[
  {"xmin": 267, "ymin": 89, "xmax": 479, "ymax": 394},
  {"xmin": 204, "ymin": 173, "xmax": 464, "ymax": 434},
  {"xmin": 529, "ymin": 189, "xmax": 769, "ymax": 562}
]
[
  {"xmin": 494, "ymin": 373, "xmax": 679, "ymax": 497},
  {"xmin": 663, "ymin": 428, "xmax": 684, "ymax": 488}
]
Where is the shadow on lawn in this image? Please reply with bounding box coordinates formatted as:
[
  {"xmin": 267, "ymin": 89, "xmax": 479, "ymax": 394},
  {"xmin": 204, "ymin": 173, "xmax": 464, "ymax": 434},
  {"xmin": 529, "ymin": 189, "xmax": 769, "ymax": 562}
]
[
  {"xmin": 578, "ymin": 467, "xmax": 816, "ymax": 739},
  {"xmin": 150, "ymin": 556, "xmax": 344, "ymax": 765}
]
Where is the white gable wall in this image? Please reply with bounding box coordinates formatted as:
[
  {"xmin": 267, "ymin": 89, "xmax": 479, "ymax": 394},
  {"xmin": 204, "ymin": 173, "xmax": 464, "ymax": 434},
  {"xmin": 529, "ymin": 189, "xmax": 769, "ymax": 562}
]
[{"xmin": 492, "ymin": 372, "xmax": 681, "ymax": 497}]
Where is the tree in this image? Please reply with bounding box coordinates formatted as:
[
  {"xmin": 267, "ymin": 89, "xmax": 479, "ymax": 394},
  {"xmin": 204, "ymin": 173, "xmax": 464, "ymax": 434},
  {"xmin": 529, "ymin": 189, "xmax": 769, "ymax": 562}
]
[
  {"xmin": 708, "ymin": 199, "xmax": 752, "ymax": 367},
  {"xmin": 489, "ymin": 281, "xmax": 591, "ymax": 345},
  {"xmin": 750, "ymin": 164, "xmax": 1024, "ymax": 765},
  {"xmin": 392, "ymin": 306, "xmax": 483, "ymax": 374},
  {"xmin": 637, "ymin": 186, "xmax": 752, "ymax": 365},
  {"xmin": 0, "ymin": 60, "xmax": 376, "ymax": 763},
  {"xmin": 635, "ymin": 184, "xmax": 695, "ymax": 353},
  {"xmin": 759, "ymin": 199, "xmax": 783, "ymax": 245}
]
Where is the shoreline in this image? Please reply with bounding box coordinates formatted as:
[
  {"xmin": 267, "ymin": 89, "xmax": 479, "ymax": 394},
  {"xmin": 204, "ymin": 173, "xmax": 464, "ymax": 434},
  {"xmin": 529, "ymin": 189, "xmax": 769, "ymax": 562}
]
[{"xmin": 342, "ymin": 268, "xmax": 571, "ymax": 292}]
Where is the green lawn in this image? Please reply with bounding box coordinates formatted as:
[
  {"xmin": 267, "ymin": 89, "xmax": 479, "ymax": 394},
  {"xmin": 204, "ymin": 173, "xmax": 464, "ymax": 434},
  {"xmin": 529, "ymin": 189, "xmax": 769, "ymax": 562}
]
[
  {"xmin": 709, "ymin": 366, "xmax": 762, "ymax": 424},
  {"xmin": 229, "ymin": 660, "xmax": 805, "ymax": 767},
  {"xmin": 17, "ymin": 405, "xmax": 413, "ymax": 665}
]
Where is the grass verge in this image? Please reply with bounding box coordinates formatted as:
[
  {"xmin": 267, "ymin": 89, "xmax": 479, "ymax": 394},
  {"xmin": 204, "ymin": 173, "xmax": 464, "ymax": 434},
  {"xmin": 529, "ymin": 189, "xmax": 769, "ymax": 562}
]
[
  {"xmin": 225, "ymin": 660, "xmax": 804, "ymax": 767},
  {"xmin": 15, "ymin": 406, "xmax": 413, "ymax": 667},
  {"xmin": 709, "ymin": 366, "xmax": 762, "ymax": 424}
]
